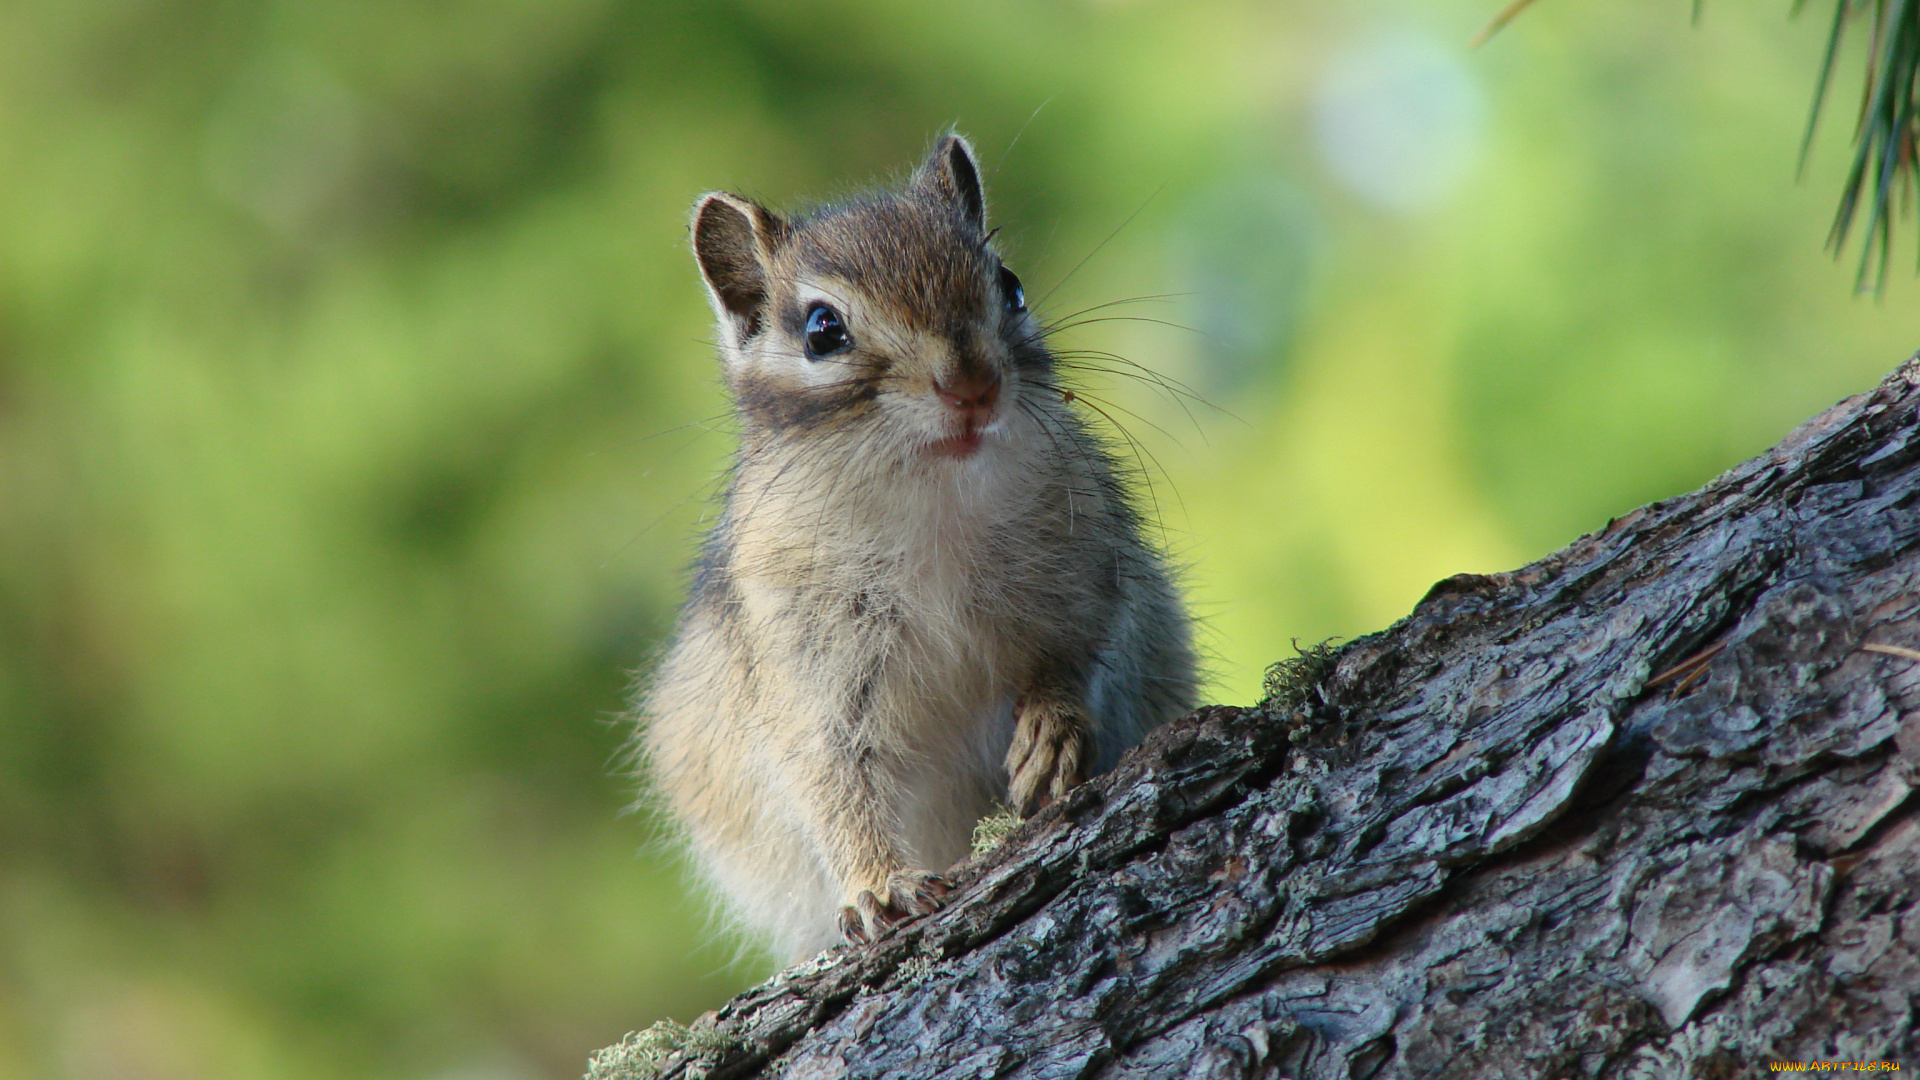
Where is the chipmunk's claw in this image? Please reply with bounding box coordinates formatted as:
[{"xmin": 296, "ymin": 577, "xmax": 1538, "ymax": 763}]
[
  {"xmin": 839, "ymin": 870, "xmax": 949, "ymax": 945},
  {"xmin": 837, "ymin": 904, "xmax": 869, "ymax": 945}
]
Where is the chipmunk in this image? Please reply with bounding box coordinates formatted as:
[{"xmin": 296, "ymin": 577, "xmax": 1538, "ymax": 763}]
[{"xmin": 637, "ymin": 134, "xmax": 1196, "ymax": 961}]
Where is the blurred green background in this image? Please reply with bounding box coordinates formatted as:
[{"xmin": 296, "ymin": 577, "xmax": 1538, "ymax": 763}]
[{"xmin": 2, "ymin": 0, "xmax": 1917, "ymax": 1076}]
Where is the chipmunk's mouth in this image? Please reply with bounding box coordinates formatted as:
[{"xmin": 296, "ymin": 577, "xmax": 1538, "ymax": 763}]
[
  {"xmin": 927, "ymin": 409, "xmax": 1003, "ymax": 460},
  {"xmin": 928, "ymin": 427, "xmax": 987, "ymax": 459}
]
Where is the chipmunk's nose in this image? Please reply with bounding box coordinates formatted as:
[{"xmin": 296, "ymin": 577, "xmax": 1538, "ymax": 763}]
[{"xmin": 934, "ymin": 371, "xmax": 1000, "ymax": 414}]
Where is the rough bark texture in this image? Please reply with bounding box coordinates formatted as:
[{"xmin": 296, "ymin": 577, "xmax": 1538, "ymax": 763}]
[{"xmin": 595, "ymin": 357, "xmax": 1920, "ymax": 1080}]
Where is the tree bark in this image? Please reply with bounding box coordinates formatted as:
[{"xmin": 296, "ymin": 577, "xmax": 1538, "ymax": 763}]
[{"xmin": 595, "ymin": 356, "xmax": 1920, "ymax": 1080}]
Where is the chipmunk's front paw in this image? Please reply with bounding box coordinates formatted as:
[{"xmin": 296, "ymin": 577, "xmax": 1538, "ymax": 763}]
[
  {"xmin": 1006, "ymin": 701, "xmax": 1087, "ymax": 818},
  {"xmin": 837, "ymin": 870, "xmax": 949, "ymax": 945}
]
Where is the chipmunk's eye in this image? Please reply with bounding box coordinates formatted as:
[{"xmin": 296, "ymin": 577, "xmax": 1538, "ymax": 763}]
[
  {"xmin": 997, "ymin": 265, "xmax": 1026, "ymax": 314},
  {"xmin": 803, "ymin": 303, "xmax": 851, "ymax": 359}
]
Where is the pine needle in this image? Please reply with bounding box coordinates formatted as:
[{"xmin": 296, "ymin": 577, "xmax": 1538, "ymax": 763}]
[{"xmin": 1804, "ymin": 0, "xmax": 1920, "ymax": 292}]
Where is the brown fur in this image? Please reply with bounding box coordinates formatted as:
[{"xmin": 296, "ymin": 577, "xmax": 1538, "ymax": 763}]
[{"xmin": 635, "ymin": 135, "xmax": 1197, "ymax": 960}]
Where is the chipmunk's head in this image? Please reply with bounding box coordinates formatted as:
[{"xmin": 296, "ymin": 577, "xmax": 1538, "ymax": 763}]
[{"xmin": 690, "ymin": 134, "xmax": 1046, "ymax": 463}]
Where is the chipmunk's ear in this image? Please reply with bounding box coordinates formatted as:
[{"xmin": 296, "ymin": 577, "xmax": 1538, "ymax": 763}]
[
  {"xmin": 691, "ymin": 192, "xmax": 787, "ymax": 343},
  {"xmin": 913, "ymin": 133, "xmax": 985, "ymax": 233}
]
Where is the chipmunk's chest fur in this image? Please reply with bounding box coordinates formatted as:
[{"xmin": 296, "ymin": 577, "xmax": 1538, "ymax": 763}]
[
  {"xmin": 727, "ymin": 446, "xmax": 1088, "ymax": 736},
  {"xmin": 713, "ymin": 450, "xmax": 1090, "ymax": 878}
]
